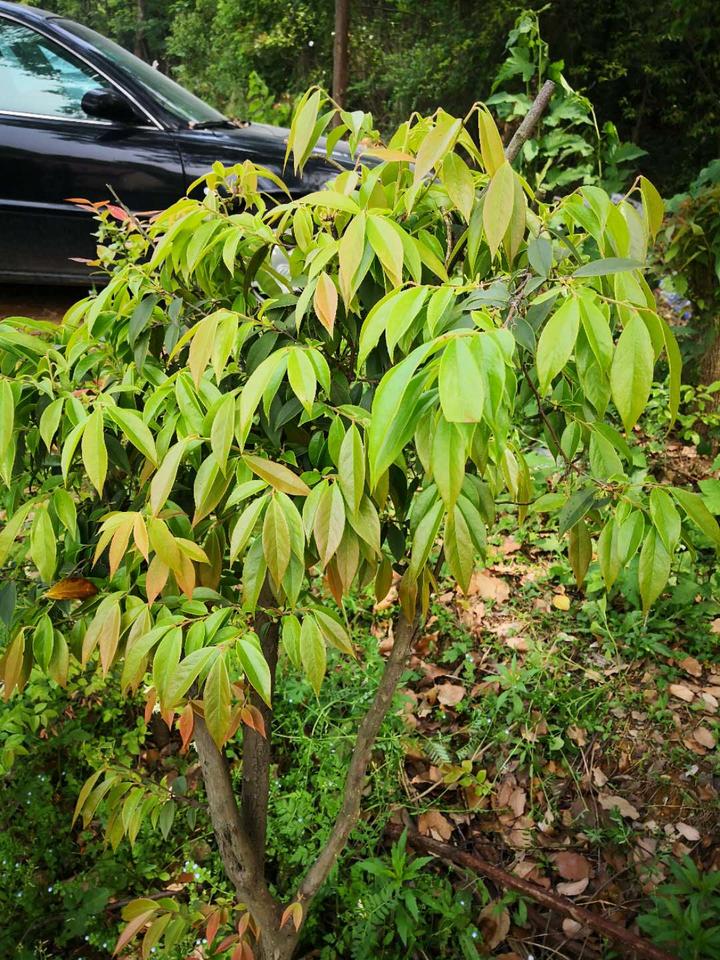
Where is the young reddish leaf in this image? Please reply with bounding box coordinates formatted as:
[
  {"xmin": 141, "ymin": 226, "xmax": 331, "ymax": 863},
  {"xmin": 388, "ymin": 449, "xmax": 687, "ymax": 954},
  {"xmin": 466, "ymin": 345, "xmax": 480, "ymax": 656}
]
[
  {"xmin": 280, "ymin": 901, "xmax": 303, "ymax": 932},
  {"xmin": 45, "ymin": 577, "xmax": 98, "ymax": 601}
]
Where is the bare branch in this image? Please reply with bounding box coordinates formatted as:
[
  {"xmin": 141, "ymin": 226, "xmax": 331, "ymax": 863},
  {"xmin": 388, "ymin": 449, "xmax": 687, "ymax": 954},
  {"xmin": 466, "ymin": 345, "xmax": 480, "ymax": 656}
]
[
  {"xmin": 505, "ymin": 79, "xmax": 556, "ymax": 163},
  {"xmin": 393, "ymin": 826, "xmax": 676, "ymax": 960}
]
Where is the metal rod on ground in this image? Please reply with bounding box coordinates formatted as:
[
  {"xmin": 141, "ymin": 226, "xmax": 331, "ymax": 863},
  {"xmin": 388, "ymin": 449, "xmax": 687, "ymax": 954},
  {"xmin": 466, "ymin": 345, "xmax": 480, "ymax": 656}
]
[{"xmin": 388, "ymin": 825, "xmax": 676, "ymax": 960}]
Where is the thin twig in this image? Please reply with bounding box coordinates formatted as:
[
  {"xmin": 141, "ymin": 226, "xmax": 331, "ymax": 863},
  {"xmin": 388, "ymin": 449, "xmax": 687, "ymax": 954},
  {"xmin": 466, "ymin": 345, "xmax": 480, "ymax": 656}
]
[{"xmin": 390, "ymin": 825, "xmax": 676, "ymax": 960}]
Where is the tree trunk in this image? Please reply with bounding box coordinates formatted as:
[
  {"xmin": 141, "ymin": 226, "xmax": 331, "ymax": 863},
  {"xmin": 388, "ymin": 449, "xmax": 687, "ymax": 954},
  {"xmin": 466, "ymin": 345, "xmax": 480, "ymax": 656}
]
[
  {"xmin": 240, "ymin": 586, "xmax": 279, "ymax": 871},
  {"xmin": 700, "ymin": 319, "xmax": 720, "ymax": 385},
  {"xmin": 332, "ymin": 0, "xmax": 350, "ymax": 112}
]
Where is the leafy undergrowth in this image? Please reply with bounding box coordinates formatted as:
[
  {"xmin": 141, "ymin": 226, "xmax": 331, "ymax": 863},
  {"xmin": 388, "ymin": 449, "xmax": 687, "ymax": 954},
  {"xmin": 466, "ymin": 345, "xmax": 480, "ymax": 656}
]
[{"xmin": 354, "ymin": 514, "xmax": 720, "ymax": 958}]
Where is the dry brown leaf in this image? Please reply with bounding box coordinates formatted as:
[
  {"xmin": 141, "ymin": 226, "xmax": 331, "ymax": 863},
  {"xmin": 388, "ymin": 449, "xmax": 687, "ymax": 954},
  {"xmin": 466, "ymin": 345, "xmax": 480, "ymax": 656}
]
[
  {"xmin": 505, "ymin": 636, "xmax": 528, "ymax": 652},
  {"xmin": 700, "ymin": 692, "xmax": 719, "ymax": 713},
  {"xmin": 562, "ymin": 918, "xmax": 589, "ymax": 939},
  {"xmin": 678, "ymin": 655, "xmax": 703, "ymax": 677},
  {"xmin": 557, "ymin": 877, "xmax": 590, "ymax": 896},
  {"xmin": 553, "ymin": 851, "xmax": 592, "ymax": 881},
  {"xmin": 479, "ymin": 903, "xmax": 511, "ymax": 950},
  {"xmin": 567, "ymin": 725, "xmax": 587, "ymax": 746},
  {"xmin": 599, "ymin": 794, "xmax": 640, "ymax": 819},
  {"xmin": 467, "ymin": 571, "xmax": 510, "ymax": 604},
  {"xmin": 711, "ymin": 618, "xmax": 720, "ymax": 634},
  {"xmin": 676, "ymin": 822, "xmax": 700, "ymax": 842},
  {"xmin": 417, "ymin": 810, "xmax": 453, "ymax": 841},
  {"xmin": 509, "ymin": 787, "xmax": 527, "ymax": 818},
  {"xmin": 45, "ymin": 577, "xmax": 98, "ymax": 600},
  {"xmin": 436, "ymin": 682, "xmax": 465, "ymax": 707},
  {"xmin": 592, "ymin": 766, "xmax": 608, "ymax": 787},
  {"xmin": 669, "ymin": 683, "xmax": 695, "ymax": 702},
  {"xmin": 694, "ymin": 726, "xmax": 716, "ymax": 749},
  {"xmin": 500, "ymin": 536, "xmax": 522, "ymax": 555}
]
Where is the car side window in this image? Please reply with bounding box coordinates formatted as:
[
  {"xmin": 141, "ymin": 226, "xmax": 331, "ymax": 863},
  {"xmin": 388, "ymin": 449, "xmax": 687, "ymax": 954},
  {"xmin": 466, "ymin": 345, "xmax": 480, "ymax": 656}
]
[{"xmin": 0, "ymin": 17, "xmax": 111, "ymax": 120}]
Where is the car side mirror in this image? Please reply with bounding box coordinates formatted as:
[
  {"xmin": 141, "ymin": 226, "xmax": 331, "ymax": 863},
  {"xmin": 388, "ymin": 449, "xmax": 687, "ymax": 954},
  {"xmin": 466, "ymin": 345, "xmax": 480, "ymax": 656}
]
[{"xmin": 81, "ymin": 88, "xmax": 142, "ymax": 124}]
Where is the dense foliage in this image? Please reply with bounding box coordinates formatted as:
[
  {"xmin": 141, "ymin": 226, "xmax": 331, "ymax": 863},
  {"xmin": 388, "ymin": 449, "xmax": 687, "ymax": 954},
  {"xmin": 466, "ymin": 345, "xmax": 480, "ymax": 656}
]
[
  {"xmin": 2, "ymin": 77, "xmax": 719, "ymax": 957},
  {"xmin": 26, "ymin": 0, "xmax": 720, "ymax": 194}
]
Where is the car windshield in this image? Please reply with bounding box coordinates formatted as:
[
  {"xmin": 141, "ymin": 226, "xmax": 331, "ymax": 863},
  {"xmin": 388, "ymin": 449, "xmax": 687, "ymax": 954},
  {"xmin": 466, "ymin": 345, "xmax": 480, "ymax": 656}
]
[{"xmin": 57, "ymin": 19, "xmax": 227, "ymax": 125}]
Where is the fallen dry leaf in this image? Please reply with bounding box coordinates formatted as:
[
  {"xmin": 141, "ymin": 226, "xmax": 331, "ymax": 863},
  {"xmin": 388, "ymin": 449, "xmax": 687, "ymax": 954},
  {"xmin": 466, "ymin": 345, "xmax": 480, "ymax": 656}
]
[
  {"xmin": 557, "ymin": 877, "xmax": 590, "ymax": 896},
  {"xmin": 467, "ymin": 571, "xmax": 510, "ymax": 604},
  {"xmin": 599, "ymin": 794, "xmax": 640, "ymax": 820},
  {"xmin": 678, "ymin": 655, "xmax": 703, "ymax": 677},
  {"xmin": 417, "ymin": 810, "xmax": 453, "ymax": 841},
  {"xmin": 553, "ymin": 851, "xmax": 592, "ymax": 881},
  {"xmin": 505, "ymin": 636, "xmax": 529, "ymax": 652},
  {"xmin": 693, "ymin": 726, "xmax": 716, "ymax": 749},
  {"xmin": 567, "ymin": 725, "xmax": 587, "ymax": 746},
  {"xmin": 552, "ymin": 594, "xmax": 571, "ymax": 610},
  {"xmin": 436, "ymin": 682, "xmax": 465, "ymax": 707},
  {"xmin": 479, "ymin": 903, "xmax": 511, "ymax": 950},
  {"xmin": 562, "ymin": 918, "xmax": 589, "ymax": 938},
  {"xmin": 676, "ymin": 822, "xmax": 700, "ymax": 842},
  {"xmin": 669, "ymin": 683, "xmax": 695, "ymax": 703},
  {"xmin": 711, "ymin": 618, "xmax": 720, "ymax": 634},
  {"xmin": 592, "ymin": 766, "xmax": 608, "ymax": 788}
]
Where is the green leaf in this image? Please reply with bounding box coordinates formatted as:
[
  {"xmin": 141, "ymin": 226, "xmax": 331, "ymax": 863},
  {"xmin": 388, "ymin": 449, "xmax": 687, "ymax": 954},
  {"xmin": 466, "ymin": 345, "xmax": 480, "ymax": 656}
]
[
  {"xmin": 81, "ymin": 408, "xmax": 108, "ymax": 496},
  {"xmin": 204, "ymin": 654, "xmax": 231, "ymax": 747},
  {"xmin": 313, "ymin": 608, "xmax": 354, "ymax": 657},
  {"xmin": 106, "ymin": 406, "xmax": 158, "ymax": 466},
  {"xmin": 30, "ymin": 508, "xmax": 56, "ymax": 584},
  {"xmin": 152, "ymin": 626, "xmax": 183, "ymax": 708},
  {"xmin": 367, "ymin": 214, "xmax": 404, "ymax": 287},
  {"xmin": 671, "ymin": 486, "xmax": 720, "ymax": 548},
  {"xmin": 478, "ymin": 109, "xmax": 505, "ymax": 176},
  {"xmin": 568, "ymin": 519, "xmax": 592, "ymax": 587},
  {"xmin": 39, "ymin": 397, "xmax": 64, "ymax": 452},
  {"xmin": 210, "ymin": 394, "xmax": 236, "ymax": 474},
  {"xmin": 358, "ymin": 286, "xmax": 428, "ymax": 367},
  {"xmin": 432, "ymin": 418, "xmax": 465, "ymax": 509},
  {"xmin": 0, "ymin": 500, "xmax": 33, "ymax": 568},
  {"xmin": 243, "ymin": 454, "xmax": 311, "ymax": 497},
  {"xmin": 439, "ymin": 337, "xmax": 485, "ymax": 422},
  {"xmin": 313, "ymin": 482, "xmax": 345, "ymax": 567},
  {"xmin": 483, "ymin": 161, "xmax": 515, "ymax": 257},
  {"xmin": 640, "ymin": 177, "xmax": 664, "ymax": 239},
  {"xmin": 229, "ymin": 496, "xmax": 268, "ymax": 562},
  {"xmin": 300, "ymin": 614, "xmax": 326, "ymax": 695},
  {"xmin": 649, "ymin": 487, "xmax": 681, "ymax": 552},
  {"xmin": 237, "ymin": 631, "xmax": 272, "ymax": 706},
  {"xmin": 444, "ymin": 505, "xmax": 474, "ymax": 593},
  {"xmin": 413, "ymin": 114, "xmax": 462, "ymax": 183},
  {"xmin": 290, "ymin": 89, "xmax": 322, "ymax": 173},
  {"xmin": 441, "ymin": 152, "xmax": 475, "ymax": 222},
  {"xmin": 287, "ymin": 349, "xmax": 317, "ymax": 414},
  {"xmin": 263, "ymin": 495, "xmax": 291, "ymax": 585},
  {"xmin": 572, "ymin": 258, "xmax": 643, "ymax": 277},
  {"xmin": 166, "ymin": 646, "xmax": 218, "ymax": 708},
  {"xmin": 150, "ymin": 439, "xmax": 190, "ymax": 515},
  {"xmin": 32, "ymin": 615, "xmax": 54, "ymax": 672},
  {"xmin": 558, "ymin": 487, "xmax": 596, "ymax": 536},
  {"xmin": 338, "ymin": 424, "xmax": 365, "ymax": 515},
  {"xmin": 610, "ymin": 313, "xmax": 654, "ymax": 432},
  {"xmin": 638, "ymin": 528, "xmax": 671, "ymax": 613},
  {"xmin": 281, "ymin": 614, "xmax": 302, "ymax": 670},
  {"xmin": 536, "ymin": 296, "xmax": 580, "ymax": 395}
]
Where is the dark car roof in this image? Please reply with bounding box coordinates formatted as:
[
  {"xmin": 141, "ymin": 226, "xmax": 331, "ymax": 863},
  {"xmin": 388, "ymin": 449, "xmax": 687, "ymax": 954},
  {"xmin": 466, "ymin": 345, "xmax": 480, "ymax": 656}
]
[{"xmin": 0, "ymin": 2, "xmax": 57, "ymax": 22}]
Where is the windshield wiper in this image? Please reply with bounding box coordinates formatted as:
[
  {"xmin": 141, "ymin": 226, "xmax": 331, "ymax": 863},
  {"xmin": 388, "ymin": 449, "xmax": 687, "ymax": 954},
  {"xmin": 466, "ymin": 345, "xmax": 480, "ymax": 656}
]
[{"xmin": 189, "ymin": 119, "xmax": 246, "ymax": 130}]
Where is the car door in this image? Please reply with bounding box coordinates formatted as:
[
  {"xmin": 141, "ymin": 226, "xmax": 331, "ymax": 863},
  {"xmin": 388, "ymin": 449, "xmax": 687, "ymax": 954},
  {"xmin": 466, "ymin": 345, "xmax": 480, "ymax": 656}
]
[{"xmin": 0, "ymin": 14, "xmax": 186, "ymax": 284}]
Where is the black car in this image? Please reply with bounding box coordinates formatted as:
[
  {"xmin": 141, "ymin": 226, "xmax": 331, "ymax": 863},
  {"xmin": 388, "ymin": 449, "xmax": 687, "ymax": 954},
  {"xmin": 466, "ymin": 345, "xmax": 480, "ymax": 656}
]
[{"xmin": 0, "ymin": 1, "xmax": 343, "ymax": 284}]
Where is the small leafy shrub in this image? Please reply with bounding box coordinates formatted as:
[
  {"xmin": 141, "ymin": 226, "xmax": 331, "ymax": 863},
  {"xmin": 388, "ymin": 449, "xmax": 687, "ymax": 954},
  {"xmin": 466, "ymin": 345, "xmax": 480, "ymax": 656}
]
[
  {"xmin": 638, "ymin": 857, "xmax": 720, "ymax": 959},
  {"xmin": 0, "ymin": 82, "xmax": 716, "ymax": 959},
  {"xmin": 320, "ymin": 831, "xmax": 486, "ymax": 960}
]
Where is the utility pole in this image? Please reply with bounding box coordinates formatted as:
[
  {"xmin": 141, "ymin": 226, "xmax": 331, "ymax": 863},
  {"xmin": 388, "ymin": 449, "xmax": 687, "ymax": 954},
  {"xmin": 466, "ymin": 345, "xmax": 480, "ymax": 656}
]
[{"xmin": 332, "ymin": 0, "xmax": 350, "ymax": 113}]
